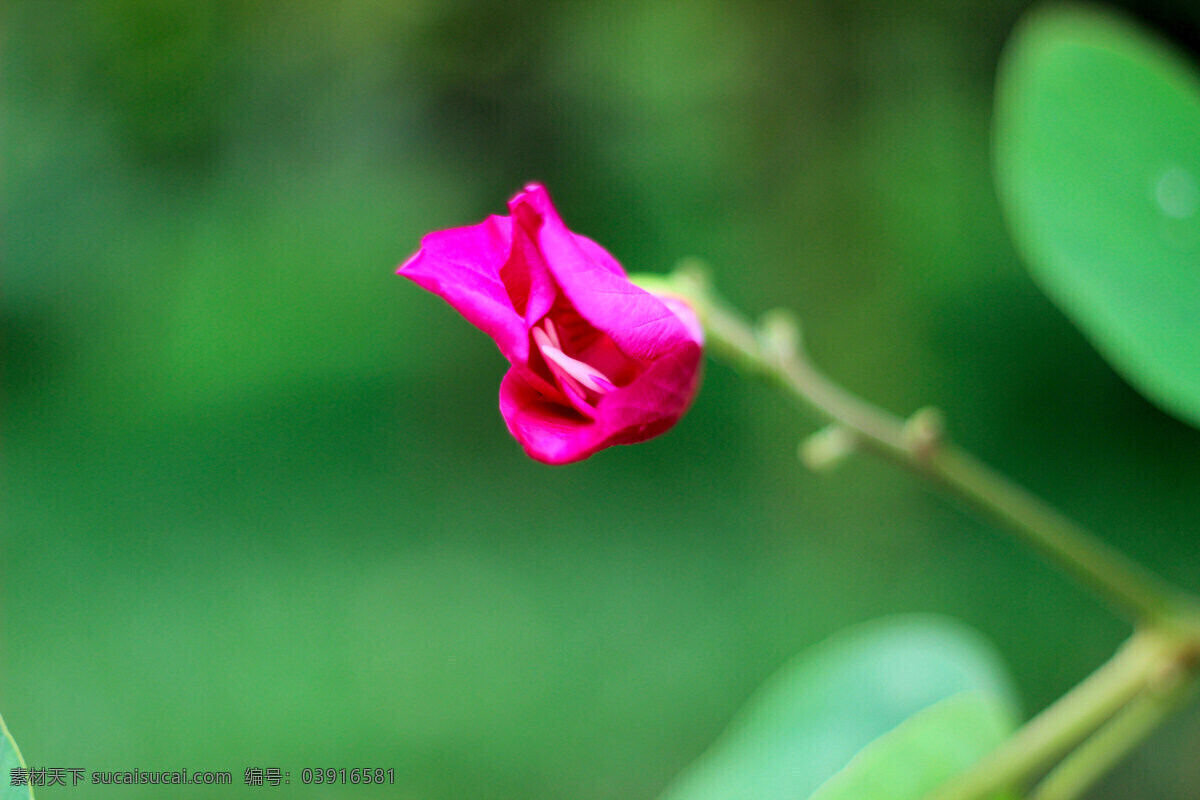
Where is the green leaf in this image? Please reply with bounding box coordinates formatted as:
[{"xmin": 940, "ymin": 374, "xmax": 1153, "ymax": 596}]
[
  {"xmin": 993, "ymin": 5, "xmax": 1200, "ymax": 427},
  {"xmin": 1, "ymin": 713, "xmax": 35, "ymax": 800},
  {"xmin": 656, "ymin": 615, "xmax": 1017, "ymax": 800},
  {"xmin": 808, "ymin": 693, "xmax": 1017, "ymax": 800}
]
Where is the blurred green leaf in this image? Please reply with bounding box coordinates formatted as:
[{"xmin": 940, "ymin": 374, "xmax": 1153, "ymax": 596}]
[
  {"xmin": 656, "ymin": 615, "xmax": 1017, "ymax": 800},
  {"xmin": 994, "ymin": 5, "xmax": 1200, "ymax": 427},
  {"xmin": 1, "ymin": 713, "xmax": 34, "ymax": 800},
  {"xmin": 808, "ymin": 693, "xmax": 1016, "ymax": 800}
]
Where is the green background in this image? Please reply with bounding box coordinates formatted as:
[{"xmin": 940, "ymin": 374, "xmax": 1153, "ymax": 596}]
[{"xmin": 4, "ymin": 1, "xmax": 1200, "ymax": 797}]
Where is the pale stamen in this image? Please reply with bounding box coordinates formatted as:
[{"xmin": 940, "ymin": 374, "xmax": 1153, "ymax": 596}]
[
  {"xmin": 531, "ymin": 327, "xmax": 589, "ymax": 398},
  {"xmin": 533, "ymin": 322, "xmax": 617, "ymax": 397},
  {"xmin": 542, "ymin": 317, "xmax": 562, "ymax": 349}
]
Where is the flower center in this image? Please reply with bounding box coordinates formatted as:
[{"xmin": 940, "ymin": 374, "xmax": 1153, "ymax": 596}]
[{"xmin": 532, "ymin": 318, "xmax": 617, "ymax": 404}]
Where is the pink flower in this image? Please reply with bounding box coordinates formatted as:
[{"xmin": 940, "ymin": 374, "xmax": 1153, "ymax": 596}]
[{"xmin": 398, "ymin": 184, "xmax": 703, "ymax": 464}]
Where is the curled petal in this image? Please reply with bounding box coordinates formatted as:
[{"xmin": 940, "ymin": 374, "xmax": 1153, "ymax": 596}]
[
  {"xmin": 499, "ymin": 369, "xmax": 604, "ymax": 464},
  {"xmin": 401, "ymin": 184, "xmax": 704, "ymax": 464},
  {"xmin": 509, "ymin": 186, "xmax": 697, "ymax": 362},
  {"xmin": 399, "ymin": 215, "xmax": 527, "ymax": 364}
]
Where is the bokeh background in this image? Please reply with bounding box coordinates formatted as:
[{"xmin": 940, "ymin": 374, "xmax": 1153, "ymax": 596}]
[{"xmin": 5, "ymin": 1, "xmax": 1200, "ymax": 797}]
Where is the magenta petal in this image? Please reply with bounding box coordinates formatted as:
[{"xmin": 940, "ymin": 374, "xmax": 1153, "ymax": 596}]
[
  {"xmin": 505, "ymin": 213, "xmax": 558, "ymax": 330},
  {"xmin": 657, "ymin": 295, "xmax": 705, "ymax": 347},
  {"xmin": 509, "ymin": 186, "xmax": 696, "ymax": 362},
  {"xmin": 499, "ymin": 369, "xmax": 607, "ymax": 464},
  {"xmin": 499, "ymin": 336, "xmax": 702, "ymax": 465},
  {"xmin": 592, "ymin": 341, "xmax": 704, "ymax": 444},
  {"xmin": 398, "ymin": 214, "xmax": 528, "ymax": 364},
  {"xmin": 402, "ymin": 184, "xmax": 705, "ymax": 465},
  {"xmin": 570, "ymin": 233, "xmax": 627, "ymax": 277}
]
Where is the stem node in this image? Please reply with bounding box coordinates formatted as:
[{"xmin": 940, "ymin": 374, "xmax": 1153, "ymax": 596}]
[
  {"xmin": 757, "ymin": 308, "xmax": 804, "ymax": 362},
  {"xmin": 658, "ymin": 266, "xmax": 1200, "ymax": 799},
  {"xmin": 799, "ymin": 425, "xmax": 857, "ymax": 471},
  {"xmin": 904, "ymin": 406, "xmax": 947, "ymax": 461}
]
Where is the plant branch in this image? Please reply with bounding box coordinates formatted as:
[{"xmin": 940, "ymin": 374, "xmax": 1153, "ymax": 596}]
[
  {"xmin": 633, "ymin": 265, "xmax": 1200, "ymax": 800},
  {"xmin": 928, "ymin": 630, "xmax": 1169, "ymax": 800},
  {"xmin": 1028, "ymin": 668, "xmax": 1194, "ymax": 800},
  {"xmin": 651, "ymin": 264, "xmax": 1192, "ymax": 624}
]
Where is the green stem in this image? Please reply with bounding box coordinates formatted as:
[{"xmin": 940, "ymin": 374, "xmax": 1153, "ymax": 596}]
[
  {"xmin": 657, "ymin": 266, "xmax": 1188, "ymax": 624},
  {"xmin": 635, "ymin": 266, "xmax": 1200, "ymax": 799},
  {"xmin": 928, "ymin": 446, "xmax": 1179, "ymax": 624},
  {"xmin": 927, "ymin": 630, "xmax": 1167, "ymax": 800},
  {"xmin": 1029, "ymin": 671, "xmax": 1194, "ymax": 800}
]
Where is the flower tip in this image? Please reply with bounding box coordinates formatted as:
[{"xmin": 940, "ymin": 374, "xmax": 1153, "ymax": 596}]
[
  {"xmin": 658, "ymin": 294, "xmax": 705, "ymax": 347},
  {"xmin": 395, "ymin": 251, "xmax": 417, "ymax": 276}
]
